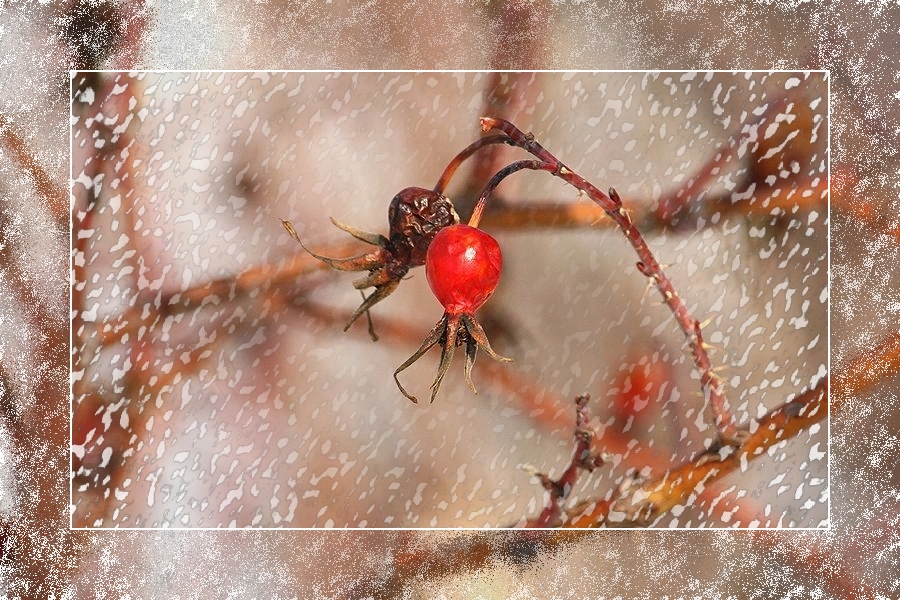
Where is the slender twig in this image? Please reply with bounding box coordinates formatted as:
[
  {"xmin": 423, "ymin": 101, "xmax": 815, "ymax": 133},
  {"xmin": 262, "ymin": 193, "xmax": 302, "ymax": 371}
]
[
  {"xmin": 433, "ymin": 134, "xmax": 513, "ymax": 195},
  {"xmin": 479, "ymin": 117, "xmax": 740, "ymax": 445},
  {"xmin": 93, "ymin": 243, "xmax": 346, "ymax": 348},
  {"xmin": 435, "ymin": 73, "xmax": 544, "ymax": 219},
  {"xmin": 0, "ymin": 112, "xmax": 68, "ymax": 224},
  {"xmin": 469, "ymin": 159, "xmax": 555, "ymax": 227},
  {"xmin": 528, "ymin": 394, "xmax": 609, "ymax": 527}
]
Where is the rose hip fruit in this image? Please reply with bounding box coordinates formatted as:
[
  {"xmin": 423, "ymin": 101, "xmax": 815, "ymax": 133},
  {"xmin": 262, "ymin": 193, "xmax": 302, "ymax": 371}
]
[
  {"xmin": 425, "ymin": 224, "xmax": 502, "ymax": 315},
  {"xmin": 395, "ymin": 224, "xmax": 509, "ymax": 404}
]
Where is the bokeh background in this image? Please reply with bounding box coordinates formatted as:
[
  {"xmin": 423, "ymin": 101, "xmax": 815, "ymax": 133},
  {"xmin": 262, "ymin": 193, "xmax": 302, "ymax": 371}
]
[
  {"xmin": 1, "ymin": 1, "xmax": 898, "ymax": 597},
  {"xmin": 70, "ymin": 71, "xmax": 827, "ymax": 529}
]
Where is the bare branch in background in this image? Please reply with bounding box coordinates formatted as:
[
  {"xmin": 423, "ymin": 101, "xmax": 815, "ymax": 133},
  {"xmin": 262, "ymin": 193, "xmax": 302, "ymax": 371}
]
[
  {"xmin": 0, "ymin": 112, "xmax": 67, "ymax": 224},
  {"xmin": 562, "ymin": 378, "xmax": 827, "ymax": 527}
]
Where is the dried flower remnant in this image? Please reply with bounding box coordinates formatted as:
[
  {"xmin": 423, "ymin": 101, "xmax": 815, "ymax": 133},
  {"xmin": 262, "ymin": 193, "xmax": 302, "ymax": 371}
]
[{"xmin": 282, "ymin": 186, "xmax": 459, "ymax": 340}]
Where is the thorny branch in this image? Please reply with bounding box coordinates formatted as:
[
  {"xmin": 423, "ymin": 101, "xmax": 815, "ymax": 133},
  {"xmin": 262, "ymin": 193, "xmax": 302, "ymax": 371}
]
[{"xmin": 478, "ymin": 117, "xmax": 742, "ymax": 445}]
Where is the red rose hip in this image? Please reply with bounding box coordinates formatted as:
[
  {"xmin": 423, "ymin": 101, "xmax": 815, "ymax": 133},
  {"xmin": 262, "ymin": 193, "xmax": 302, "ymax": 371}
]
[
  {"xmin": 394, "ymin": 222, "xmax": 510, "ymax": 403},
  {"xmin": 425, "ymin": 224, "xmax": 502, "ymax": 314}
]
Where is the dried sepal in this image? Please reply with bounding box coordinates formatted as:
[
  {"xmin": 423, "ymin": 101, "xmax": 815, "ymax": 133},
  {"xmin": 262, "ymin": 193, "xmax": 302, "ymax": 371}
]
[
  {"xmin": 393, "ymin": 315, "xmax": 447, "ymax": 403},
  {"xmin": 393, "ymin": 312, "xmax": 511, "ymax": 404}
]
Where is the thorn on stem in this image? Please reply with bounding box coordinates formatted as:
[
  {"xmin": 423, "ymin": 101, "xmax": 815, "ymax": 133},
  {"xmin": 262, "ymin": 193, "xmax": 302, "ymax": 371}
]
[{"xmin": 609, "ymin": 187, "xmax": 623, "ymax": 208}]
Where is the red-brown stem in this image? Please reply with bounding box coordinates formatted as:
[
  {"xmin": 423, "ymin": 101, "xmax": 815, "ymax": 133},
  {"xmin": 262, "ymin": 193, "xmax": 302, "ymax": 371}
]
[
  {"xmin": 468, "ymin": 159, "xmax": 556, "ymax": 228},
  {"xmin": 442, "ymin": 74, "xmax": 545, "ymax": 221},
  {"xmin": 480, "ymin": 117, "xmax": 739, "ymax": 444},
  {"xmin": 433, "ymin": 134, "xmax": 513, "ymax": 195}
]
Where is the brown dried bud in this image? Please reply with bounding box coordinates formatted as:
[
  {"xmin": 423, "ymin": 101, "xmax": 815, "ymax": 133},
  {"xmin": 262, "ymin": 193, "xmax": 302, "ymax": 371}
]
[
  {"xmin": 387, "ymin": 187, "xmax": 460, "ymax": 266},
  {"xmin": 284, "ymin": 187, "xmax": 460, "ymax": 340}
]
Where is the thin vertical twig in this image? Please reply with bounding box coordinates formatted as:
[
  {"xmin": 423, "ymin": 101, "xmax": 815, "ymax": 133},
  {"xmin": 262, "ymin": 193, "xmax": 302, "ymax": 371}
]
[{"xmin": 529, "ymin": 394, "xmax": 609, "ymax": 527}]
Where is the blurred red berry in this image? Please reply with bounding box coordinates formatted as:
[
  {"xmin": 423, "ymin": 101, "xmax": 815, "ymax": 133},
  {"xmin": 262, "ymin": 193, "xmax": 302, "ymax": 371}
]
[{"xmin": 611, "ymin": 350, "xmax": 670, "ymax": 429}]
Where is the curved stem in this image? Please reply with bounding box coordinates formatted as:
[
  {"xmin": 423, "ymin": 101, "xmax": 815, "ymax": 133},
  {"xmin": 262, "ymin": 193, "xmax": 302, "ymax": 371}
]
[
  {"xmin": 433, "ymin": 134, "xmax": 515, "ymax": 195},
  {"xmin": 480, "ymin": 116, "xmax": 740, "ymax": 444},
  {"xmin": 468, "ymin": 159, "xmax": 555, "ymax": 228}
]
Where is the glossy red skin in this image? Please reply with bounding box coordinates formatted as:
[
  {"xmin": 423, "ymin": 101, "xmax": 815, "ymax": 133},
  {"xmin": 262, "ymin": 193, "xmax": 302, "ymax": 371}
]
[{"xmin": 425, "ymin": 224, "xmax": 502, "ymax": 315}]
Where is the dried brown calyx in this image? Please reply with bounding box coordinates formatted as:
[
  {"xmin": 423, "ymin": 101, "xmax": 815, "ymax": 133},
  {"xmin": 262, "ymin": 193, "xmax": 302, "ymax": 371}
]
[{"xmin": 283, "ymin": 186, "xmax": 459, "ymax": 340}]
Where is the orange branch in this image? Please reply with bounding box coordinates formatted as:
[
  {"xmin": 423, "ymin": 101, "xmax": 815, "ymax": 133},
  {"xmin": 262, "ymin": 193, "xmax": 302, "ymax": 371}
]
[{"xmin": 478, "ymin": 176, "xmax": 828, "ymax": 232}]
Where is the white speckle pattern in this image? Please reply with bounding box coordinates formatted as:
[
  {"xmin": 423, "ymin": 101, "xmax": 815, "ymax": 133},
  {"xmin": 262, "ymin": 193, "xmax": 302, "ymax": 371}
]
[{"xmin": 71, "ymin": 72, "xmax": 827, "ymax": 529}]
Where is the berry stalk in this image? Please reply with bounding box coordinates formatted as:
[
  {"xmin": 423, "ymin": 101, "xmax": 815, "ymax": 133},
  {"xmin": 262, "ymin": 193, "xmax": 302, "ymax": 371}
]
[{"xmin": 433, "ymin": 133, "xmax": 514, "ymax": 195}]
